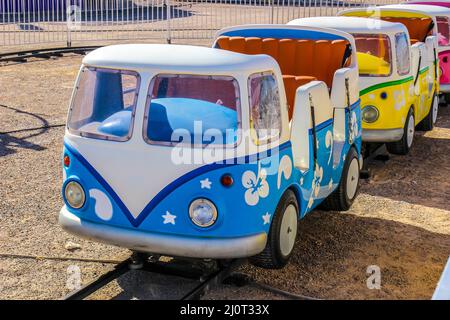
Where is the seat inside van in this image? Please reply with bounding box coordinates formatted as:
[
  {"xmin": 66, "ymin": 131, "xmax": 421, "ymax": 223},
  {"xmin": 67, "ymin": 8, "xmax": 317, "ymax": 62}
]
[
  {"xmin": 354, "ymin": 36, "xmax": 391, "ymax": 63},
  {"xmin": 216, "ymin": 36, "xmax": 351, "ymax": 119},
  {"xmin": 381, "ymin": 17, "xmax": 433, "ymax": 43}
]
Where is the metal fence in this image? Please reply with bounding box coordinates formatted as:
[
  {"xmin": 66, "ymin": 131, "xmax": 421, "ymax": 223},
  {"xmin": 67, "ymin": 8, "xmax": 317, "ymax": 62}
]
[{"xmin": 0, "ymin": 0, "xmax": 399, "ymax": 53}]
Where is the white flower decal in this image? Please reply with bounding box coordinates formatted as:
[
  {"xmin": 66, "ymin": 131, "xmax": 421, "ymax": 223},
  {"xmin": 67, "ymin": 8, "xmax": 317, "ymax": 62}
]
[
  {"xmin": 408, "ymin": 84, "xmax": 415, "ymax": 97},
  {"xmin": 325, "ymin": 130, "xmax": 333, "ymax": 165},
  {"xmin": 312, "ymin": 165, "xmax": 323, "ymax": 197},
  {"xmin": 393, "ymin": 89, "xmax": 406, "ymax": 111},
  {"xmin": 277, "ymin": 155, "xmax": 293, "ymax": 189},
  {"xmin": 307, "ymin": 164, "xmax": 324, "ymax": 209},
  {"xmin": 349, "ymin": 111, "xmax": 359, "ymax": 144},
  {"xmin": 242, "ymin": 165, "xmax": 269, "ymax": 206}
]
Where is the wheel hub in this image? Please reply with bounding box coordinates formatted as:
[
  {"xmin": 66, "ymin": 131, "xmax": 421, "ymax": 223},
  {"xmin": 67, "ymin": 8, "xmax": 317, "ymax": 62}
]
[
  {"xmin": 346, "ymin": 158, "xmax": 359, "ymax": 200},
  {"xmin": 279, "ymin": 204, "xmax": 298, "ymax": 257},
  {"xmin": 406, "ymin": 114, "xmax": 415, "ymax": 148}
]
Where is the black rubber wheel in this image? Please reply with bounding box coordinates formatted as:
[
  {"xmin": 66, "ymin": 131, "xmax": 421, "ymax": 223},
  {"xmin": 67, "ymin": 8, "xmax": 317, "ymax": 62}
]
[
  {"xmin": 249, "ymin": 190, "xmax": 299, "ymax": 269},
  {"xmin": 417, "ymin": 93, "xmax": 438, "ymax": 131},
  {"xmin": 386, "ymin": 108, "xmax": 414, "ymax": 155},
  {"xmin": 320, "ymin": 147, "xmax": 360, "ymax": 211}
]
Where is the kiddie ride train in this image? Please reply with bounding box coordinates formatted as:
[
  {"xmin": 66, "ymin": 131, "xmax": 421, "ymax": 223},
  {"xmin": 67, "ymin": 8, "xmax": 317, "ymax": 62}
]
[
  {"xmin": 60, "ymin": 25, "xmax": 362, "ymax": 269},
  {"xmin": 406, "ymin": 1, "xmax": 450, "ymax": 103},
  {"xmin": 334, "ymin": 4, "xmax": 445, "ymax": 155},
  {"xmin": 290, "ymin": 7, "xmax": 442, "ymax": 155}
]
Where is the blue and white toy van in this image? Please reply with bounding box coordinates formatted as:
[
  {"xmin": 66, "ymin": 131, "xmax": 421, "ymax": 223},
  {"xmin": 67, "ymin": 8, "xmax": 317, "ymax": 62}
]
[{"xmin": 60, "ymin": 25, "xmax": 362, "ymax": 269}]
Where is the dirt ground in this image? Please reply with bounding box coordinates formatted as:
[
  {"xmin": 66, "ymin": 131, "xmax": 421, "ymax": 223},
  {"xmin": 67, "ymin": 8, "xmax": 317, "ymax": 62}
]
[{"xmin": 0, "ymin": 53, "xmax": 449, "ymax": 300}]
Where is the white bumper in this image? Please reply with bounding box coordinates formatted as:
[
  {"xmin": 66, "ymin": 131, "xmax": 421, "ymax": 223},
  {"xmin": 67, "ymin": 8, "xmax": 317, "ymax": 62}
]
[{"xmin": 59, "ymin": 207, "xmax": 267, "ymax": 259}]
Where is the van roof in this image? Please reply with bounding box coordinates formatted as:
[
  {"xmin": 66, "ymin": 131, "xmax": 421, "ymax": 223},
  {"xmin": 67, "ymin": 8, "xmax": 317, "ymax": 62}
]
[
  {"xmin": 383, "ymin": 3, "xmax": 450, "ymax": 16},
  {"xmin": 82, "ymin": 44, "xmax": 276, "ymax": 74},
  {"xmin": 341, "ymin": 4, "xmax": 450, "ymax": 18},
  {"xmin": 288, "ymin": 16, "xmax": 408, "ymax": 35}
]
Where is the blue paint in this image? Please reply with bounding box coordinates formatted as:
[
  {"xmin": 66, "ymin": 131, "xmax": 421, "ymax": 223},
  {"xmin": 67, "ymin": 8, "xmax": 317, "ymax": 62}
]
[
  {"xmin": 62, "ymin": 96, "xmax": 361, "ymax": 238},
  {"xmin": 220, "ymin": 28, "xmax": 345, "ymax": 41},
  {"xmin": 315, "ymin": 118, "xmax": 334, "ymax": 132},
  {"xmin": 64, "ymin": 142, "xmax": 138, "ymax": 227},
  {"xmin": 64, "ymin": 140, "xmax": 292, "ymax": 228}
]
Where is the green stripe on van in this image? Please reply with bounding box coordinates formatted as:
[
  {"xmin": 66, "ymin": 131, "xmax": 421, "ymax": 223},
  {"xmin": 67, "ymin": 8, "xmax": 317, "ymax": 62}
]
[
  {"xmin": 360, "ymin": 76, "xmax": 414, "ymax": 96},
  {"xmin": 419, "ymin": 66, "xmax": 429, "ymax": 75}
]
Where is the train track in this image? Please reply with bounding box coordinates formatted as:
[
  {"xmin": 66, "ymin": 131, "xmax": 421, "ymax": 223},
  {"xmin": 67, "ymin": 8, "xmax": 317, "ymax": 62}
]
[
  {"xmin": 63, "ymin": 253, "xmax": 246, "ymax": 300},
  {"xmin": 62, "ymin": 252, "xmax": 319, "ymax": 300},
  {"xmin": 0, "ymin": 46, "xmax": 99, "ymax": 63}
]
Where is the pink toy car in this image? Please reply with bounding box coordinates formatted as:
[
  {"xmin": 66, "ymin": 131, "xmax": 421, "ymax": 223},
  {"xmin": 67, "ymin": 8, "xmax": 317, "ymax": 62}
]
[{"xmin": 406, "ymin": 1, "xmax": 450, "ymax": 102}]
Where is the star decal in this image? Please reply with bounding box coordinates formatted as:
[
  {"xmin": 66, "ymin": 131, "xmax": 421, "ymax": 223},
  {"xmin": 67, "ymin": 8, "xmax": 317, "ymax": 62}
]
[
  {"xmin": 200, "ymin": 178, "xmax": 212, "ymax": 189},
  {"xmin": 262, "ymin": 212, "xmax": 271, "ymax": 225},
  {"xmin": 162, "ymin": 211, "xmax": 176, "ymax": 225}
]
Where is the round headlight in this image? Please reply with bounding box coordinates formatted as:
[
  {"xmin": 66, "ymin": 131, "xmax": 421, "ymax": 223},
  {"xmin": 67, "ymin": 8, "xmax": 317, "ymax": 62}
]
[
  {"xmin": 189, "ymin": 198, "xmax": 218, "ymax": 228},
  {"xmin": 362, "ymin": 105, "xmax": 379, "ymax": 123},
  {"xmin": 64, "ymin": 181, "xmax": 85, "ymax": 209}
]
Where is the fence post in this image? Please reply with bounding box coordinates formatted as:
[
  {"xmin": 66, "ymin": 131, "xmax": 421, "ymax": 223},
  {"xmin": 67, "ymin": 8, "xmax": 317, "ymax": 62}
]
[
  {"xmin": 66, "ymin": 0, "xmax": 72, "ymax": 48},
  {"xmin": 269, "ymin": 0, "xmax": 274, "ymax": 24},
  {"xmin": 166, "ymin": 0, "xmax": 172, "ymax": 44}
]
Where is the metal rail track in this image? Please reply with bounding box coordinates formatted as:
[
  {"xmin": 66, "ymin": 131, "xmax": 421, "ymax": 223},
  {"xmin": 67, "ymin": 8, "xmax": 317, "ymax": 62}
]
[
  {"xmin": 360, "ymin": 143, "xmax": 390, "ymax": 179},
  {"xmin": 0, "ymin": 46, "xmax": 99, "ymax": 63},
  {"xmin": 62, "ymin": 253, "xmax": 320, "ymax": 300},
  {"xmin": 63, "ymin": 253, "xmax": 246, "ymax": 300}
]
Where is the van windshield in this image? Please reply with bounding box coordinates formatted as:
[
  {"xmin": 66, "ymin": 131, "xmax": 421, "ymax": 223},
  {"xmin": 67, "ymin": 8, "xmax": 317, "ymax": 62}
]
[
  {"xmin": 353, "ymin": 33, "xmax": 392, "ymax": 76},
  {"xmin": 68, "ymin": 67, "xmax": 140, "ymax": 141},
  {"xmin": 144, "ymin": 74, "xmax": 240, "ymax": 146}
]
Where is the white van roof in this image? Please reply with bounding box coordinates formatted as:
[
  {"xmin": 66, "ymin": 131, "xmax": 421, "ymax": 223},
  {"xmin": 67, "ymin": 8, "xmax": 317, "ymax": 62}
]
[
  {"xmin": 382, "ymin": 3, "xmax": 450, "ymax": 16},
  {"xmin": 288, "ymin": 16, "xmax": 408, "ymax": 35},
  {"xmin": 83, "ymin": 44, "xmax": 276, "ymax": 74}
]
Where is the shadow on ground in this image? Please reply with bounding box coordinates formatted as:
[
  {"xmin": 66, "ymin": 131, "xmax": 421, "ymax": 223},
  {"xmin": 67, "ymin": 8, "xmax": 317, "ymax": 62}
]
[
  {"xmin": 240, "ymin": 211, "xmax": 450, "ymax": 300},
  {"xmin": 0, "ymin": 104, "xmax": 53, "ymax": 157},
  {"xmin": 360, "ymin": 105, "xmax": 450, "ymax": 211}
]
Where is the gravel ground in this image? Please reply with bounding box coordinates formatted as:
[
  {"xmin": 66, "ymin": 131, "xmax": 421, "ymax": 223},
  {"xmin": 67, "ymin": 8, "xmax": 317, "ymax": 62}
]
[{"xmin": 0, "ymin": 54, "xmax": 449, "ymax": 300}]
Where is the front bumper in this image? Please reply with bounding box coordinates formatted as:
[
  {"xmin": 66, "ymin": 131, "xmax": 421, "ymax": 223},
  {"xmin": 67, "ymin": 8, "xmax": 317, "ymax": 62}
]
[
  {"xmin": 362, "ymin": 128, "xmax": 404, "ymax": 143},
  {"xmin": 59, "ymin": 207, "xmax": 267, "ymax": 259}
]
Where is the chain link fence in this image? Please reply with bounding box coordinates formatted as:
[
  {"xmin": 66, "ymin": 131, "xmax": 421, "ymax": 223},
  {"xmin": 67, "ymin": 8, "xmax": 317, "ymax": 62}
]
[{"xmin": 0, "ymin": 0, "xmax": 399, "ymax": 53}]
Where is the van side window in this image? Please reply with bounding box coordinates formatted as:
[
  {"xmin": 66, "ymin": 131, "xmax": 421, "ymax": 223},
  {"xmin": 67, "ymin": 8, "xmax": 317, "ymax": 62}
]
[
  {"xmin": 395, "ymin": 32, "xmax": 411, "ymax": 76},
  {"xmin": 248, "ymin": 73, "xmax": 282, "ymax": 144}
]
